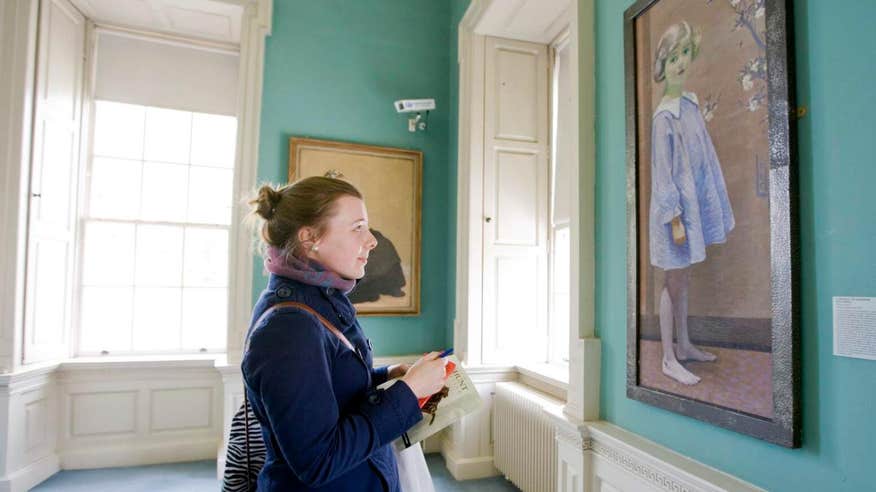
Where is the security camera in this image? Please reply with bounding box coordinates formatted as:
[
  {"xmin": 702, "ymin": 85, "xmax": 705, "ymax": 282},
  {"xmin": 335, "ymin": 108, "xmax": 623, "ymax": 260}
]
[{"xmin": 394, "ymin": 99, "xmax": 436, "ymax": 113}]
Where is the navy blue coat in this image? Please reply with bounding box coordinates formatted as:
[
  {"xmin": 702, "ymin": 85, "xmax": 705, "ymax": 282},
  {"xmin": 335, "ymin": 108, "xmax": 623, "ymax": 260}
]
[{"xmin": 242, "ymin": 274, "xmax": 422, "ymax": 491}]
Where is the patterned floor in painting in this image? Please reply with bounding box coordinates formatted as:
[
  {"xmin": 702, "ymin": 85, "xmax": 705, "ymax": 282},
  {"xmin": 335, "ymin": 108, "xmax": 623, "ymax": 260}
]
[
  {"xmin": 32, "ymin": 454, "xmax": 521, "ymax": 492},
  {"xmin": 638, "ymin": 339, "xmax": 773, "ymax": 418}
]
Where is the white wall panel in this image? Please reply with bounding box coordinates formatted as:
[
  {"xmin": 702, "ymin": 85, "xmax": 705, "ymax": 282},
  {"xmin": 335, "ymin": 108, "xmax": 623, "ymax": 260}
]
[
  {"xmin": 495, "ymin": 46, "xmax": 539, "ymax": 141},
  {"xmin": 24, "ymin": 397, "xmax": 48, "ymax": 451},
  {"xmin": 150, "ymin": 387, "xmax": 212, "ymax": 432},
  {"xmin": 70, "ymin": 391, "xmax": 137, "ymax": 436},
  {"xmin": 495, "ymin": 151, "xmax": 539, "ymax": 245}
]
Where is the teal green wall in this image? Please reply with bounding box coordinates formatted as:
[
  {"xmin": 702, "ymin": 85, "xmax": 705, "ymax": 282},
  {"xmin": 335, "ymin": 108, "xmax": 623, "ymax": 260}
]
[
  {"xmin": 256, "ymin": 0, "xmax": 452, "ymax": 355},
  {"xmin": 595, "ymin": 1, "xmax": 876, "ymax": 490}
]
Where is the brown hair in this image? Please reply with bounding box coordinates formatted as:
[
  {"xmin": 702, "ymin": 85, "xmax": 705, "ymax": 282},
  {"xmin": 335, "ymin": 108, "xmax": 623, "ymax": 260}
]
[{"xmin": 248, "ymin": 176, "xmax": 363, "ymax": 258}]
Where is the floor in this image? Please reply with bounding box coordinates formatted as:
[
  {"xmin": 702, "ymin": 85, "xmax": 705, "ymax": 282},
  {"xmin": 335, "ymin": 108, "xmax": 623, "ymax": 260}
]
[
  {"xmin": 32, "ymin": 454, "xmax": 521, "ymax": 492},
  {"xmin": 638, "ymin": 339, "xmax": 773, "ymax": 417}
]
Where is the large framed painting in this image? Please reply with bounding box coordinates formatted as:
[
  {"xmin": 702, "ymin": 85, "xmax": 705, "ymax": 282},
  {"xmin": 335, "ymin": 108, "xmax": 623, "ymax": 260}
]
[
  {"xmin": 624, "ymin": 0, "xmax": 799, "ymax": 446},
  {"xmin": 289, "ymin": 137, "xmax": 422, "ymax": 316}
]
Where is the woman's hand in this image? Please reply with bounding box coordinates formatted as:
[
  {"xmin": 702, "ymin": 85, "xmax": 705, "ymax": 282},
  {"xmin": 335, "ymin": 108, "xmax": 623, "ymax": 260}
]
[
  {"xmin": 387, "ymin": 363, "xmax": 410, "ymax": 380},
  {"xmin": 400, "ymin": 352, "xmax": 448, "ymax": 399},
  {"xmin": 671, "ymin": 216, "xmax": 686, "ymax": 245}
]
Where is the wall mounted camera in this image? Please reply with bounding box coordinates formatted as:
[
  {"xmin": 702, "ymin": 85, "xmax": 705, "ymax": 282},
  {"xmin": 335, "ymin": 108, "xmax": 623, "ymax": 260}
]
[{"xmin": 394, "ymin": 98, "xmax": 435, "ymax": 132}]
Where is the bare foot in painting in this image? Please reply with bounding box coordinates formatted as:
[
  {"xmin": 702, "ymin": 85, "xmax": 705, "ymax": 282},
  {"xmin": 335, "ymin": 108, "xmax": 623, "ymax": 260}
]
[
  {"xmin": 662, "ymin": 358, "xmax": 701, "ymax": 385},
  {"xmin": 676, "ymin": 344, "xmax": 717, "ymax": 362}
]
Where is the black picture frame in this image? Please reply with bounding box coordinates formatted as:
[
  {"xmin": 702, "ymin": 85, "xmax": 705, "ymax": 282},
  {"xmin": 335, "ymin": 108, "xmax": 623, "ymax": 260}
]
[{"xmin": 624, "ymin": 0, "xmax": 799, "ymax": 447}]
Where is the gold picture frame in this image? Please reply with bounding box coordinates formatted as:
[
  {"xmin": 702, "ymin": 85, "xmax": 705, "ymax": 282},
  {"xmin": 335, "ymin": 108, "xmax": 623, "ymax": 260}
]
[{"xmin": 288, "ymin": 137, "xmax": 422, "ymax": 316}]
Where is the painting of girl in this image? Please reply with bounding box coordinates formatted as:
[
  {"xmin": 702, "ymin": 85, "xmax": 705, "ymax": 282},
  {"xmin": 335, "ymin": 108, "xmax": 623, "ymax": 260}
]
[{"xmin": 649, "ymin": 20, "xmax": 735, "ymax": 385}]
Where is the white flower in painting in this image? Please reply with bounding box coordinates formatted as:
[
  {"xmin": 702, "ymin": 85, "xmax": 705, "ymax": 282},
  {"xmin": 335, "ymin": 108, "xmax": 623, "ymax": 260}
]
[
  {"xmin": 729, "ymin": 0, "xmax": 741, "ymax": 7},
  {"xmin": 748, "ymin": 96, "xmax": 760, "ymax": 112},
  {"xmin": 702, "ymin": 108, "xmax": 715, "ymax": 122},
  {"xmin": 742, "ymin": 74, "xmax": 753, "ymax": 91},
  {"xmin": 755, "ymin": 7, "xmax": 765, "ymax": 18}
]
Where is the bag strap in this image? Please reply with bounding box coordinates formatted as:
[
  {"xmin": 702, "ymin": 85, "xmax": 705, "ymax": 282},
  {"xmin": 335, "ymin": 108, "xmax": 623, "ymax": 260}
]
[
  {"xmin": 242, "ymin": 300, "xmax": 354, "ymax": 490},
  {"xmin": 245, "ymin": 301, "xmax": 354, "ymax": 353}
]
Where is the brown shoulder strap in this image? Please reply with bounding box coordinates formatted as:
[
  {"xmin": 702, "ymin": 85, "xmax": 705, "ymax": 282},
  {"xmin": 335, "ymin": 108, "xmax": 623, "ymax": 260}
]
[{"xmin": 249, "ymin": 301, "xmax": 355, "ymax": 352}]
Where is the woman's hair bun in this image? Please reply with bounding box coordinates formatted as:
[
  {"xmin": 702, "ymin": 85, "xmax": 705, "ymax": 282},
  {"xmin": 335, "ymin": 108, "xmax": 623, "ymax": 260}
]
[{"xmin": 254, "ymin": 185, "xmax": 282, "ymax": 220}]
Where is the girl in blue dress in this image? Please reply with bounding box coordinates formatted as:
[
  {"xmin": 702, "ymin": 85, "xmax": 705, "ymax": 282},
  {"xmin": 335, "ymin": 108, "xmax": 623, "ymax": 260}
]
[{"xmin": 649, "ymin": 21, "xmax": 735, "ymax": 385}]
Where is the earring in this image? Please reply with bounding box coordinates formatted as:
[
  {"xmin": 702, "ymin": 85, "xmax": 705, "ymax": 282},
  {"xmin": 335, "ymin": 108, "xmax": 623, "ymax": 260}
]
[{"xmin": 311, "ymin": 244, "xmax": 319, "ymax": 253}]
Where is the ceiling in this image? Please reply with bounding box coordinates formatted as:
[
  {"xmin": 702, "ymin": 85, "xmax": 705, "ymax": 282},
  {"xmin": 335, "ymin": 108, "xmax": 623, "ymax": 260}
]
[
  {"xmin": 474, "ymin": 0, "xmax": 573, "ymax": 44},
  {"xmin": 69, "ymin": 0, "xmax": 246, "ymax": 45}
]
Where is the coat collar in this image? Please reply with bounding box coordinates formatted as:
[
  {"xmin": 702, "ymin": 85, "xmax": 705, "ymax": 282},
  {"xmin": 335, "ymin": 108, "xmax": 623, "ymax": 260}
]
[{"xmin": 654, "ymin": 91, "xmax": 699, "ymax": 119}]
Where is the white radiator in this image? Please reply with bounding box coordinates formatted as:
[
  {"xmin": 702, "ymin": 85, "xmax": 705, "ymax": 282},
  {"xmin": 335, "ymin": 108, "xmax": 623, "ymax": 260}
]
[{"xmin": 493, "ymin": 382, "xmax": 563, "ymax": 492}]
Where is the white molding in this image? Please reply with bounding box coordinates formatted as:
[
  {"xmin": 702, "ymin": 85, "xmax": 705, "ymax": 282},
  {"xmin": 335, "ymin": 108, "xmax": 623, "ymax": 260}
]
[
  {"xmin": 59, "ymin": 438, "xmax": 219, "ymax": 470},
  {"xmin": 0, "ymin": 453, "xmax": 59, "ymax": 492},
  {"xmin": 225, "ymin": 0, "xmax": 271, "ymax": 367},
  {"xmin": 565, "ymin": 422, "xmax": 765, "ymax": 492},
  {"xmin": 93, "ymin": 23, "xmax": 240, "ymax": 54},
  {"xmin": 454, "ymin": 1, "xmax": 486, "ymax": 367},
  {"xmin": 440, "ymin": 439, "xmax": 498, "ymax": 481},
  {"xmin": 564, "ymin": 336, "xmax": 601, "ymax": 421},
  {"xmin": 576, "ymin": 0, "xmax": 596, "ymax": 340},
  {"xmin": 0, "ymin": 0, "xmax": 40, "ymax": 374}
]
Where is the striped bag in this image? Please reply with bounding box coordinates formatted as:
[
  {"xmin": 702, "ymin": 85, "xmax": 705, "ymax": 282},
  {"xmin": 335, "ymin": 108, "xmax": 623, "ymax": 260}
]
[{"xmin": 221, "ymin": 301, "xmax": 357, "ymax": 492}]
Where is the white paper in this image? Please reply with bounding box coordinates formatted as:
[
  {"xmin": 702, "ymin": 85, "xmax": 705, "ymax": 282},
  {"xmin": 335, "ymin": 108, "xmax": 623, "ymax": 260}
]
[{"xmin": 833, "ymin": 296, "xmax": 876, "ymax": 360}]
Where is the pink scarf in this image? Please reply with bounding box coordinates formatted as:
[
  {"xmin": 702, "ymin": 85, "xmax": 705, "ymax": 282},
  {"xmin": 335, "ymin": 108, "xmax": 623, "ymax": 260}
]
[{"xmin": 264, "ymin": 246, "xmax": 356, "ymax": 294}]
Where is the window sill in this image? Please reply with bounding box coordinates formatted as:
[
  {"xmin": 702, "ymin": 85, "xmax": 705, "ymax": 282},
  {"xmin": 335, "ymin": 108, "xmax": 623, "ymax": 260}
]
[
  {"xmin": 516, "ymin": 362, "xmax": 569, "ymax": 401},
  {"xmin": 60, "ymin": 353, "xmax": 226, "ymax": 371}
]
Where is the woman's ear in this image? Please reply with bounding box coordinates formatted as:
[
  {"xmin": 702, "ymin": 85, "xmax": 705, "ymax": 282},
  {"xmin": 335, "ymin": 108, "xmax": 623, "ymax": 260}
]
[{"xmin": 297, "ymin": 226, "xmax": 317, "ymax": 250}]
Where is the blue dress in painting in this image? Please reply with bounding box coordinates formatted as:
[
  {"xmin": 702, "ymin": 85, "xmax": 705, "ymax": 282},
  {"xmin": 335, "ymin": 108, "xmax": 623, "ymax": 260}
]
[{"xmin": 649, "ymin": 92, "xmax": 735, "ymax": 270}]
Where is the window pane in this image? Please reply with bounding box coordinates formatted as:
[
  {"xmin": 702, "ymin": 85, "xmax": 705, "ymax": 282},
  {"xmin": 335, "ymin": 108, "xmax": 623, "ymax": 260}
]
[
  {"xmin": 550, "ymin": 226, "xmax": 571, "ymax": 364},
  {"xmin": 93, "ymin": 101, "xmax": 144, "ymax": 160},
  {"xmin": 143, "ymin": 107, "xmax": 191, "ymax": 164},
  {"xmin": 135, "ymin": 225, "xmax": 183, "ymax": 286},
  {"xmin": 79, "ymin": 286, "xmax": 133, "ymax": 352},
  {"xmin": 184, "ymin": 227, "xmax": 228, "ymax": 287},
  {"xmin": 132, "ymin": 287, "xmax": 181, "ymax": 351},
  {"xmin": 191, "ymin": 113, "xmax": 236, "ymax": 168},
  {"xmin": 82, "ymin": 221, "xmax": 135, "ymax": 286},
  {"xmin": 89, "ymin": 157, "xmax": 141, "ymax": 219},
  {"xmin": 187, "ymin": 167, "xmax": 233, "ymax": 225},
  {"xmin": 141, "ymin": 162, "xmax": 188, "ymax": 222},
  {"xmin": 182, "ymin": 287, "xmax": 227, "ymax": 350}
]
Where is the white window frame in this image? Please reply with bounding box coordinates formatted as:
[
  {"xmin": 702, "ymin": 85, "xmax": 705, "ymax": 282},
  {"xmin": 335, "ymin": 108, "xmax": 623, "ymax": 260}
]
[
  {"xmin": 1, "ymin": 0, "xmax": 272, "ymax": 366},
  {"xmin": 455, "ymin": 0, "xmax": 600, "ymax": 421},
  {"xmin": 73, "ymin": 27, "xmax": 243, "ymax": 357},
  {"xmin": 75, "ymin": 100, "xmax": 237, "ymax": 356},
  {"xmin": 548, "ymin": 28, "xmax": 574, "ymax": 368}
]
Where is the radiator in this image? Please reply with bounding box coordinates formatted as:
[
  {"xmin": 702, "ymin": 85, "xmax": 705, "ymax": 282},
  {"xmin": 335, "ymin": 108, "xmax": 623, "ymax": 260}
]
[{"xmin": 493, "ymin": 382, "xmax": 563, "ymax": 492}]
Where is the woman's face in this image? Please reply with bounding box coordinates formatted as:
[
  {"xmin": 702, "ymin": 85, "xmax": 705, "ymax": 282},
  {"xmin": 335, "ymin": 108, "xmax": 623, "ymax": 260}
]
[
  {"xmin": 664, "ymin": 39, "xmax": 693, "ymax": 87},
  {"xmin": 308, "ymin": 195, "xmax": 377, "ymax": 280}
]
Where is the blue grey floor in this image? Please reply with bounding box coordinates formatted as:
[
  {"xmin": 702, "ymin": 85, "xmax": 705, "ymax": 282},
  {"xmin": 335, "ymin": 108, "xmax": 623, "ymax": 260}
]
[{"xmin": 32, "ymin": 454, "xmax": 520, "ymax": 491}]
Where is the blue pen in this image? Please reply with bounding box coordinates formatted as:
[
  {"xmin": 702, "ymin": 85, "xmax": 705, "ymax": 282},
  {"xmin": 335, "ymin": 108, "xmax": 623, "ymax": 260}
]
[{"xmin": 438, "ymin": 348, "xmax": 454, "ymax": 358}]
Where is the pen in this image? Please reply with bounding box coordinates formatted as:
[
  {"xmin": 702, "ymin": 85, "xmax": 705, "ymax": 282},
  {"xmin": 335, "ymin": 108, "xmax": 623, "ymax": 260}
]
[{"xmin": 438, "ymin": 347, "xmax": 453, "ymax": 358}]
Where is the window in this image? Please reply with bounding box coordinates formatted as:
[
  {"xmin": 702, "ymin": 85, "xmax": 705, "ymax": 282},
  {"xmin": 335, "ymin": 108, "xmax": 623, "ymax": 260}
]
[
  {"xmin": 77, "ymin": 101, "xmax": 236, "ymax": 355},
  {"xmin": 548, "ymin": 34, "xmax": 574, "ymax": 366}
]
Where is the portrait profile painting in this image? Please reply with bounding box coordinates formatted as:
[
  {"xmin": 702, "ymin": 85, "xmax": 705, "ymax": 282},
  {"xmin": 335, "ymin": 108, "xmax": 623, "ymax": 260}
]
[
  {"xmin": 288, "ymin": 137, "xmax": 422, "ymax": 315},
  {"xmin": 626, "ymin": 0, "xmax": 800, "ymax": 442}
]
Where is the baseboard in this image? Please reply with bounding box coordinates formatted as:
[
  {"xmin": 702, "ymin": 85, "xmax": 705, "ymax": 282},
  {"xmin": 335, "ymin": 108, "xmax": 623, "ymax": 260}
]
[
  {"xmin": 0, "ymin": 453, "xmax": 60, "ymax": 492},
  {"xmin": 440, "ymin": 438, "xmax": 498, "ymax": 480},
  {"xmin": 59, "ymin": 438, "xmax": 219, "ymax": 470}
]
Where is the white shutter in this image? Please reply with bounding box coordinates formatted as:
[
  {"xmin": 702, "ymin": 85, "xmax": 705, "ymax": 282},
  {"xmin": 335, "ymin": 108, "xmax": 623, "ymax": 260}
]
[
  {"xmin": 94, "ymin": 32, "xmax": 239, "ymax": 116},
  {"xmin": 23, "ymin": 0, "xmax": 85, "ymax": 363},
  {"xmin": 481, "ymin": 36, "xmax": 549, "ymax": 364}
]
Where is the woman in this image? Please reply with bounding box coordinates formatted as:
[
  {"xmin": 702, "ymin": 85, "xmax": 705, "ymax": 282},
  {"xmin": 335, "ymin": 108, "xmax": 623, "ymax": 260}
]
[
  {"xmin": 242, "ymin": 176, "xmax": 447, "ymax": 491},
  {"xmin": 649, "ymin": 20, "xmax": 734, "ymax": 385}
]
